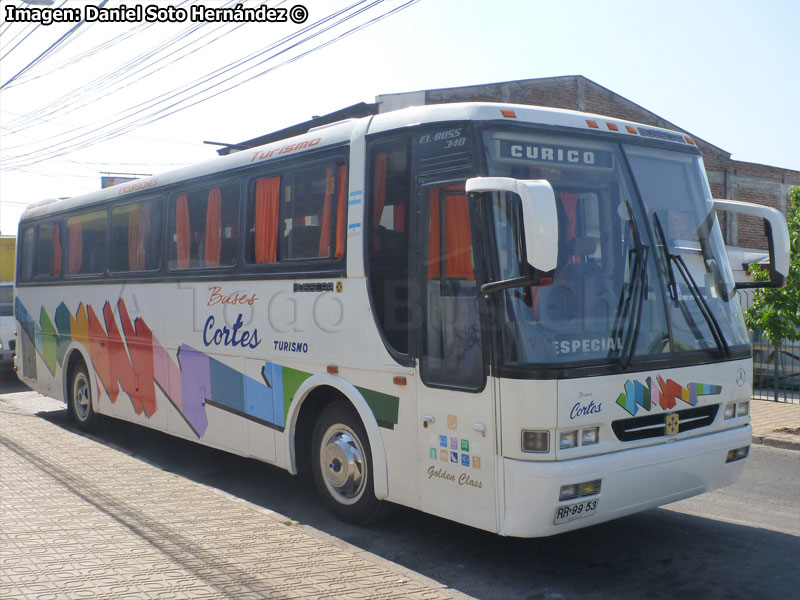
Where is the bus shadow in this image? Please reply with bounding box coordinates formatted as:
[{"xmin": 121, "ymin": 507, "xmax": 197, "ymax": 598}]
[{"xmin": 37, "ymin": 409, "xmax": 799, "ymax": 600}]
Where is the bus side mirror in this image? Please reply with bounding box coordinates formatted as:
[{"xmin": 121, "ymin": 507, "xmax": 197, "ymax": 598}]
[
  {"xmin": 713, "ymin": 199, "xmax": 789, "ymax": 289},
  {"xmin": 466, "ymin": 177, "xmax": 558, "ymax": 272}
]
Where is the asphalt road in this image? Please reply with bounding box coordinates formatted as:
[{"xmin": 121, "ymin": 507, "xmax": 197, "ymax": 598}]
[{"xmin": 2, "ymin": 371, "xmax": 798, "ymax": 600}]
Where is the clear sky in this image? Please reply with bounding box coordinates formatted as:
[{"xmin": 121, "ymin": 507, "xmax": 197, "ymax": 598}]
[{"xmin": 1, "ymin": 0, "xmax": 798, "ymax": 235}]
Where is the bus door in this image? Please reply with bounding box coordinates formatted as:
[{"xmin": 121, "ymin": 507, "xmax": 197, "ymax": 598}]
[{"xmin": 414, "ymin": 181, "xmax": 498, "ymax": 532}]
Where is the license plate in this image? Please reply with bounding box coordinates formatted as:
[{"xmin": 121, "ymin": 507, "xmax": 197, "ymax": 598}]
[{"xmin": 554, "ymin": 498, "xmax": 598, "ymax": 525}]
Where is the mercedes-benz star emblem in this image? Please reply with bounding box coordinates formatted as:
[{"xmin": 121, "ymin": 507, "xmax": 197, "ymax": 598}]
[{"xmin": 736, "ymin": 368, "xmax": 746, "ymax": 387}]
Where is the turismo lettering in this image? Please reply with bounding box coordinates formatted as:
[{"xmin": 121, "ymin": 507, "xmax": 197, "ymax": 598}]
[
  {"xmin": 273, "ymin": 340, "xmax": 309, "ymax": 354},
  {"xmin": 250, "ymin": 138, "xmax": 321, "ymax": 162},
  {"xmin": 203, "ymin": 314, "xmax": 261, "ymax": 349}
]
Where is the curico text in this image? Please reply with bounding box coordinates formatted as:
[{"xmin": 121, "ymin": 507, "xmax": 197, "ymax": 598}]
[
  {"xmin": 203, "ymin": 314, "xmax": 260, "ymax": 349},
  {"xmin": 499, "ymin": 140, "xmax": 614, "ymax": 168}
]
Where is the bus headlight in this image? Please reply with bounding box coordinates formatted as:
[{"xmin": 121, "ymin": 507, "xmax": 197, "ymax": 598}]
[
  {"xmin": 724, "ymin": 403, "xmax": 736, "ymax": 419},
  {"xmin": 559, "ymin": 430, "xmax": 578, "ymax": 449},
  {"xmin": 736, "ymin": 401, "xmax": 749, "ymax": 417},
  {"xmin": 522, "ymin": 430, "xmax": 549, "ymax": 453},
  {"xmin": 581, "ymin": 427, "xmax": 599, "ymax": 446}
]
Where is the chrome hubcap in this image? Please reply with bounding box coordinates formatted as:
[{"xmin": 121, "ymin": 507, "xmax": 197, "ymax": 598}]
[
  {"xmin": 73, "ymin": 373, "xmax": 90, "ymax": 421},
  {"xmin": 320, "ymin": 425, "xmax": 366, "ymax": 505}
]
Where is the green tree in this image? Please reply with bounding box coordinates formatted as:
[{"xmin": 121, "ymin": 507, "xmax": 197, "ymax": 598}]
[
  {"xmin": 744, "ymin": 186, "xmax": 799, "ymax": 399},
  {"xmin": 744, "ymin": 186, "xmax": 800, "ymax": 345}
]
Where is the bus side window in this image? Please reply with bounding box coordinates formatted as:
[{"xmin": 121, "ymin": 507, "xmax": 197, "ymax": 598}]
[
  {"xmin": 367, "ymin": 139, "xmax": 411, "ymax": 356},
  {"xmin": 169, "ymin": 183, "xmax": 239, "ymax": 269},
  {"xmin": 279, "ymin": 164, "xmax": 345, "ymax": 261},
  {"xmin": 66, "ymin": 210, "xmax": 107, "ymax": 276},
  {"xmin": 19, "ymin": 226, "xmax": 35, "ymax": 282},
  {"xmin": 35, "ymin": 222, "xmax": 62, "ymax": 278},
  {"xmin": 109, "ymin": 198, "xmax": 163, "ymax": 272}
]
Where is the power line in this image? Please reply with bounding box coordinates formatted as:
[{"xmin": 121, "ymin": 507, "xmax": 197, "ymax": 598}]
[
  {"xmin": 0, "ymin": 0, "xmax": 423, "ymax": 169},
  {"xmin": 4, "ymin": 0, "xmax": 260, "ymax": 132},
  {"xmin": 1, "ymin": 1, "xmax": 379, "ymax": 162}
]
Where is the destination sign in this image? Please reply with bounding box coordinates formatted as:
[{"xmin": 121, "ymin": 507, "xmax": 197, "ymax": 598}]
[{"xmin": 498, "ymin": 141, "xmax": 614, "ymax": 168}]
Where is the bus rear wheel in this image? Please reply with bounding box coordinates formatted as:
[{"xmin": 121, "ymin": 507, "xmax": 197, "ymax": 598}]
[
  {"xmin": 68, "ymin": 362, "xmax": 96, "ymax": 431},
  {"xmin": 311, "ymin": 402, "xmax": 383, "ymax": 524}
]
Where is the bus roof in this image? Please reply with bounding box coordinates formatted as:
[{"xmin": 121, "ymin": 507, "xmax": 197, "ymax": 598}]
[{"xmin": 19, "ymin": 101, "xmax": 697, "ymax": 222}]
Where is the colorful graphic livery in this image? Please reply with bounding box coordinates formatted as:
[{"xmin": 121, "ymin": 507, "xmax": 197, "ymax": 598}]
[
  {"xmin": 15, "ymin": 297, "xmax": 399, "ymax": 437},
  {"xmin": 615, "ymin": 377, "xmax": 723, "ymax": 417}
]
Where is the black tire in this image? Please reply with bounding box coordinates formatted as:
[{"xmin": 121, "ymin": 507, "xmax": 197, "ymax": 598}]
[
  {"xmin": 311, "ymin": 401, "xmax": 384, "ymax": 524},
  {"xmin": 68, "ymin": 362, "xmax": 96, "ymax": 431}
]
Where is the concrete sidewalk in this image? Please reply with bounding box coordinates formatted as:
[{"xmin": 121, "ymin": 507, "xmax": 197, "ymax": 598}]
[
  {"xmin": 750, "ymin": 397, "xmax": 800, "ymax": 451},
  {"xmin": 0, "ymin": 392, "xmax": 469, "ymax": 600}
]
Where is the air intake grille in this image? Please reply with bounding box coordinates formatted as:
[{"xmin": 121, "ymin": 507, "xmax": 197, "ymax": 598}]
[{"xmin": 611, "ymin": 404, "xmax": 719, "ymax": 442}]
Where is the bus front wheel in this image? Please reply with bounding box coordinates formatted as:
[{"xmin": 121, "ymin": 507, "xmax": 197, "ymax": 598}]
[
  {"xmin": 311, "ymin": 401, "xmax": 383, "ymax": 524},
  {"xmin": 68, "ymin": 362, "xmax": 96, "ymax": 431}
]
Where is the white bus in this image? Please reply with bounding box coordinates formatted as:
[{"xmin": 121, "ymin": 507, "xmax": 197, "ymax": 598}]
[{"xmin": 13, "ymin": 102, "xmax": 789, "ymax": 537}]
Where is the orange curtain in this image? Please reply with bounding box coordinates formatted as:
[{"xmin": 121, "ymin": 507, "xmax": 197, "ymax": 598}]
[
  {"xmin": 334, "ymin": 163, "xmax": 347, "ymax": 259},
  {"xmin": 68, "ymin": 220, "xmax": 82, "ymax": 275},
  {"xmin": 255, "ymin": 177, "xmax": 280, "ymax": 263},
  {"xmin": 318, "ymin": 167, "xmax": 334, "ymax": 257},
  {"xmin": 444, "ymin": 191, "xmax": 474, "ymax": 280},
  {"xmin": 427, "ymin": 186, "xmax": 474, "ymax": 280},
  {"xmin": 128, "ymin": 204, "xmax": 150, "ymax": 271},
  {"xmin": 372, "ymin": 152, "xmax": 387, "ymax": 251},
  {"xmin": 205, "ymin": 188, "xmax": 222, "ymax": 267},
  {"xmin": 176, "ymin": 194, "xmax": 190, "ymax": 268},
  {"xmin": 52, "ymin": 225, "xmax": 62, "ymax": 276}
]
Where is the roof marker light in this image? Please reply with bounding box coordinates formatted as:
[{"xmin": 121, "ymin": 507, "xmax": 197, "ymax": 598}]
[
  {"xmin": 625, "ymin": 125, "xmax": 638, "ymax": 134},
  {"xmin": 606, "ymin": 122, "xmax": 619, "ymax": 131},
  {"xmin": 586, "ymin": 120, "xmax": 599, "ymax": 128},
  {"xmin": 501, "ymin": 109, "xmax": 517, "ymax": 118},
  {"xmin": 684, "ymin": 136, "xmax": 696, "ymax": 145}
]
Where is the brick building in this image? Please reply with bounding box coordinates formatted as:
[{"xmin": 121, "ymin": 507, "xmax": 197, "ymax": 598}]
[
  {"xmin": 222, "ymin": 75, "xmax": 798, "ymax": 250},
  {"xmin": 377, "ymin": 76, "xmax": 800, "ymax": 250}
]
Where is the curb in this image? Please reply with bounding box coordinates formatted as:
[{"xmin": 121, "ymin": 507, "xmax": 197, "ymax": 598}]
[{"xmin": 751, "ymin": 434, "xmax": 800, "ymax": 451}]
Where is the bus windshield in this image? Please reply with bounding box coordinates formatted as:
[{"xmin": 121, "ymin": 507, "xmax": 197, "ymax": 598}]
[{"xmin": 482, "ymin": 129, "xmax": 749, "ymax": 369}]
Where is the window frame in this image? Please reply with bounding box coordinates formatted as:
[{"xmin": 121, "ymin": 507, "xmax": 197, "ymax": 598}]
[
  {"xmin": 243, "ymin": 152, "xmax": 349, "ymax": 270},
  {"xmin": 166, "ymin": 178, "xmax": 242, "ymax": 272},
  {"xmin": 108, "ymin": 195, "xmax": 165, "ymax": 274},
  {"xmin": 64, "ymin": 208, "xmax": 109, "ymax": 279}
]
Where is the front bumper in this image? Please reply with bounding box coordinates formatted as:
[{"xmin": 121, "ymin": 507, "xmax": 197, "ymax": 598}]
[{"xmin": 501, "ymin": 425, "xmax": 752, "ymax": 537}]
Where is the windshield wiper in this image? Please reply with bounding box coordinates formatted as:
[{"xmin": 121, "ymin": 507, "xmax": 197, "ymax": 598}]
[
  {"xmin": 652, "ymin": 212, "xmax": 730, "ymax": 358},
  {"xmin": 610, "ymin": 202, "xmax": 648, "ymax": 368}
]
